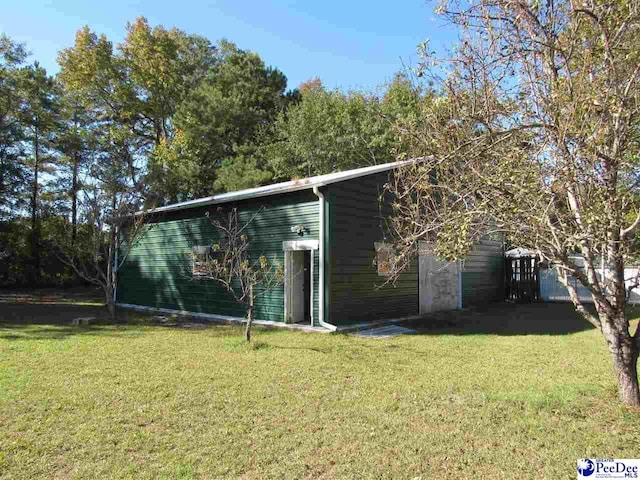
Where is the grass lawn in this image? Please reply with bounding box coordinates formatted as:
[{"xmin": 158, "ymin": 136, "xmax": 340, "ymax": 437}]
[{"xmin": 1, "ymin": 303, "xmax": 639, "ymax": 479}]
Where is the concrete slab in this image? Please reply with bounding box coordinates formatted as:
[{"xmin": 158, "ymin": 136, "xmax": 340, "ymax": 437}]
[{"xmin": 353, "ymin": 325, "xmax": 416, "ymax": 339}]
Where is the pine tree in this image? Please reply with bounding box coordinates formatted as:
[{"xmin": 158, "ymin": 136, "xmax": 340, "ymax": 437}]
[{"xmin": 19, "ymin": 62, "xmax": 59, "ymax": 283}]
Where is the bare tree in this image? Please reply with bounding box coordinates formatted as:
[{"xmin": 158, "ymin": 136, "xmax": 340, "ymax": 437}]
[
  {"xmin": 54, "ymin": 185, "xmax": 148, "ymax": 321},
  {"xmin": 387, "ymin": 1, "xmax": 640, "ymax": 405},
  {"xmin": 196, "ymin": 207, "xmax": 284, "ymax": 342},
  {"xmin": 53, "ymin": 125, "xmax": 148, "ymax": 321}
]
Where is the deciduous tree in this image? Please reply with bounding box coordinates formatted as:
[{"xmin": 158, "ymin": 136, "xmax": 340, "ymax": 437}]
[
  {"xmin": 266, "ymin": 74, "xmax": 423, "ymax": 180},
  {"xmin": 196, "ymin": 207, "xmax": 284, "ymax": 342},
  {"xmin": 387, "ymin": 0, "xmax": 640, "ymax": 405},
  {"xmin": 53, "ymin": 127, "xmax": 148, "ymax": 320},
  {"xmin": 58, "ymin": 18, "xmax": 215, "ymax": 153}
]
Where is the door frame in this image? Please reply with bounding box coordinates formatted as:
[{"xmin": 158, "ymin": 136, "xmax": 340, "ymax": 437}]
[{"xmin": 283, "ymin": 240, "xmax": 318, "ymax": 326}]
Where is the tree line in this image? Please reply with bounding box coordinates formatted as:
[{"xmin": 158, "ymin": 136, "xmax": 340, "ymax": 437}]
[{"xmin": 0, "ymin": 17, "xmax": 421, "ymax": 287}]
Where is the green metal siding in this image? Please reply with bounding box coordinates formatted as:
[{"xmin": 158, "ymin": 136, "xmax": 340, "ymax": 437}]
[
  {"xmin": 118, "ymin": 169, "xmax": 503, "ymax": 328},
  {"xmin": 117, "ymin": 190, "xmax": 320, "ymax": 324},
  {"xmin": 461, "ymin": 239, "xmax": 504, "ymax": 307},
  {"xmin": 326, "ymin": 172, "xmax": 419, "ymax": 325}
]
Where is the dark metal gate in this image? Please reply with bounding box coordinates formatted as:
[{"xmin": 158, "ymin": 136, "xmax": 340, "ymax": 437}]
[{"xmin": 506, "ymin": 256, "xmax": 540, "ymax": 302}]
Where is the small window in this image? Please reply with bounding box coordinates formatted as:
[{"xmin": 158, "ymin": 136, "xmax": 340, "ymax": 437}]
[
  {"xmin": 374, "ymin": 242, "xmax": 394, "ymax": 277},
  {"xmin": 192, "ymin": 245, "xmax": 211, "ymax": 277}
]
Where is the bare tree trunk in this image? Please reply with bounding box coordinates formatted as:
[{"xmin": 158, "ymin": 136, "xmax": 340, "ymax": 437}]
[
  {"xmin": 244, "ymin": 286, "xmax": 254, "ymax": 342},
  {"xmin": 105, "ymin": 287, "xmax": 117, "ymax": 322},
  {"xmin": 614, "ymin": 352, "xmax": 640, "ymax": 406},
  {"xmin": 71, "ymin": 153, "xmax": 78, "ymax": 245},
  {"xmin": 601, "ymin": 316, "xmax": 640, "ymax": 406},
  {"xmin": 31, "ymin": 126, "xmax": 40, "ymax": 284},
  {"xmin": 105, "ymin": 221, "xmax": 119, "ymax": 323},
  {"xmin": 561, "ymin": 260, "xmax": 640, "ymax": 406}
]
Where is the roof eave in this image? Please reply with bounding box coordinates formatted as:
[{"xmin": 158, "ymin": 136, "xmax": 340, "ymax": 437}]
[{"xmin": 136, "ymin": 157, "xmax": 423, "ymax": 216}]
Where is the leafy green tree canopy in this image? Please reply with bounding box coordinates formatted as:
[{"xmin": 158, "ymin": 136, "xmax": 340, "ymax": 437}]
[
  {"xmin": 149, "ymin": 41, "xmax": 291, "ymax": 200},
  {"xmin": 58, "ymin": 17, "xmax": 216, "ymax": 150},
  {"xmin": 266, "ymin": 74, "xmax": 423, "ymax": 180}
]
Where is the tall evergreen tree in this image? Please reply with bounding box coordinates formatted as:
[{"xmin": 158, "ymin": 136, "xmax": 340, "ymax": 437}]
[
  {"xmin": 0, "ymin": 35, "xmax": 28, "ymax": 220},
  {"xmin": 19, "ymin": 62, "xmax": 59, "ymax": 283},
  {"xmin": 152, "ymin": 41, "xmax": 290, "ymax": 199},
  {"xmin": 56, "ymin": 91, "xmax": 96, "ymax": 245}
]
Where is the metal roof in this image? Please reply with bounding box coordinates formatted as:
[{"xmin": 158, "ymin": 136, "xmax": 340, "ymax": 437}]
[{"xmin": 140, "ymin": 158, "xmax": 420, "ymax": 215}]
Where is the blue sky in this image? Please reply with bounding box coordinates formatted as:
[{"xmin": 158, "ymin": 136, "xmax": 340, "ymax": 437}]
[{"xmin": 0, "ymin": 0, "xmax": 455, "ymax": 92}]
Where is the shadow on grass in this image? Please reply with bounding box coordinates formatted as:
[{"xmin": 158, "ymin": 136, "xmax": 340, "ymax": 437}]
[
  {"xmin": 0, "ymin": 285, "xmax": 103, "ymax": 304},
  {"xmin": 401, "ymin": 302, "xmax": 601, "ymax": 336},
  {"xmin": 269, "ymin": 344, "xmax": 331, "ymax": 354},
  {"xmin": 5, "ymin": 301, "xmax": 633, "ymax": 342},
  {"xmin": 0, "ymin": 326, "xmax": 142, "ymax": 341},
  {"xmin": 0, "ymin": 303, "xmax": 273, "ymax": 342},
  {"xmin": 0, "ymin": 303, "xmax": 110, "ymax": 324},
  {"xmin": 401, "ymin": 301, "xmax": 640, "ymax": 336},
  {"xmin": 0, "ymin": 304, "xmax": 141, "ymax": 341}
]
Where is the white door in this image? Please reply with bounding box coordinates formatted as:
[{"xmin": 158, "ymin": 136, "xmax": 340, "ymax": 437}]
[{"xmin": 419, "ymin": 242, "xmax": 459, "ymax": 314}]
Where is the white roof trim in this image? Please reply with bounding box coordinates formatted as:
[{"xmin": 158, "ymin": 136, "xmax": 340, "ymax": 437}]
[{"xmin": 138, "ymin": 158, "xmax": 421, "ymax": 216}]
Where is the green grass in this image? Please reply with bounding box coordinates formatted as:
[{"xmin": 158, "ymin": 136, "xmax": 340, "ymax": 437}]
[{"xmin": 1, "ymin": 306, "xmax": 639, "ymax": 479}]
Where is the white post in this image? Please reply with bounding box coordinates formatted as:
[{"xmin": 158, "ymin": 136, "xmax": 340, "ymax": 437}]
[{"xmin": 310, "ymin": 249, "xmax": 314, "ymax": 327}]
